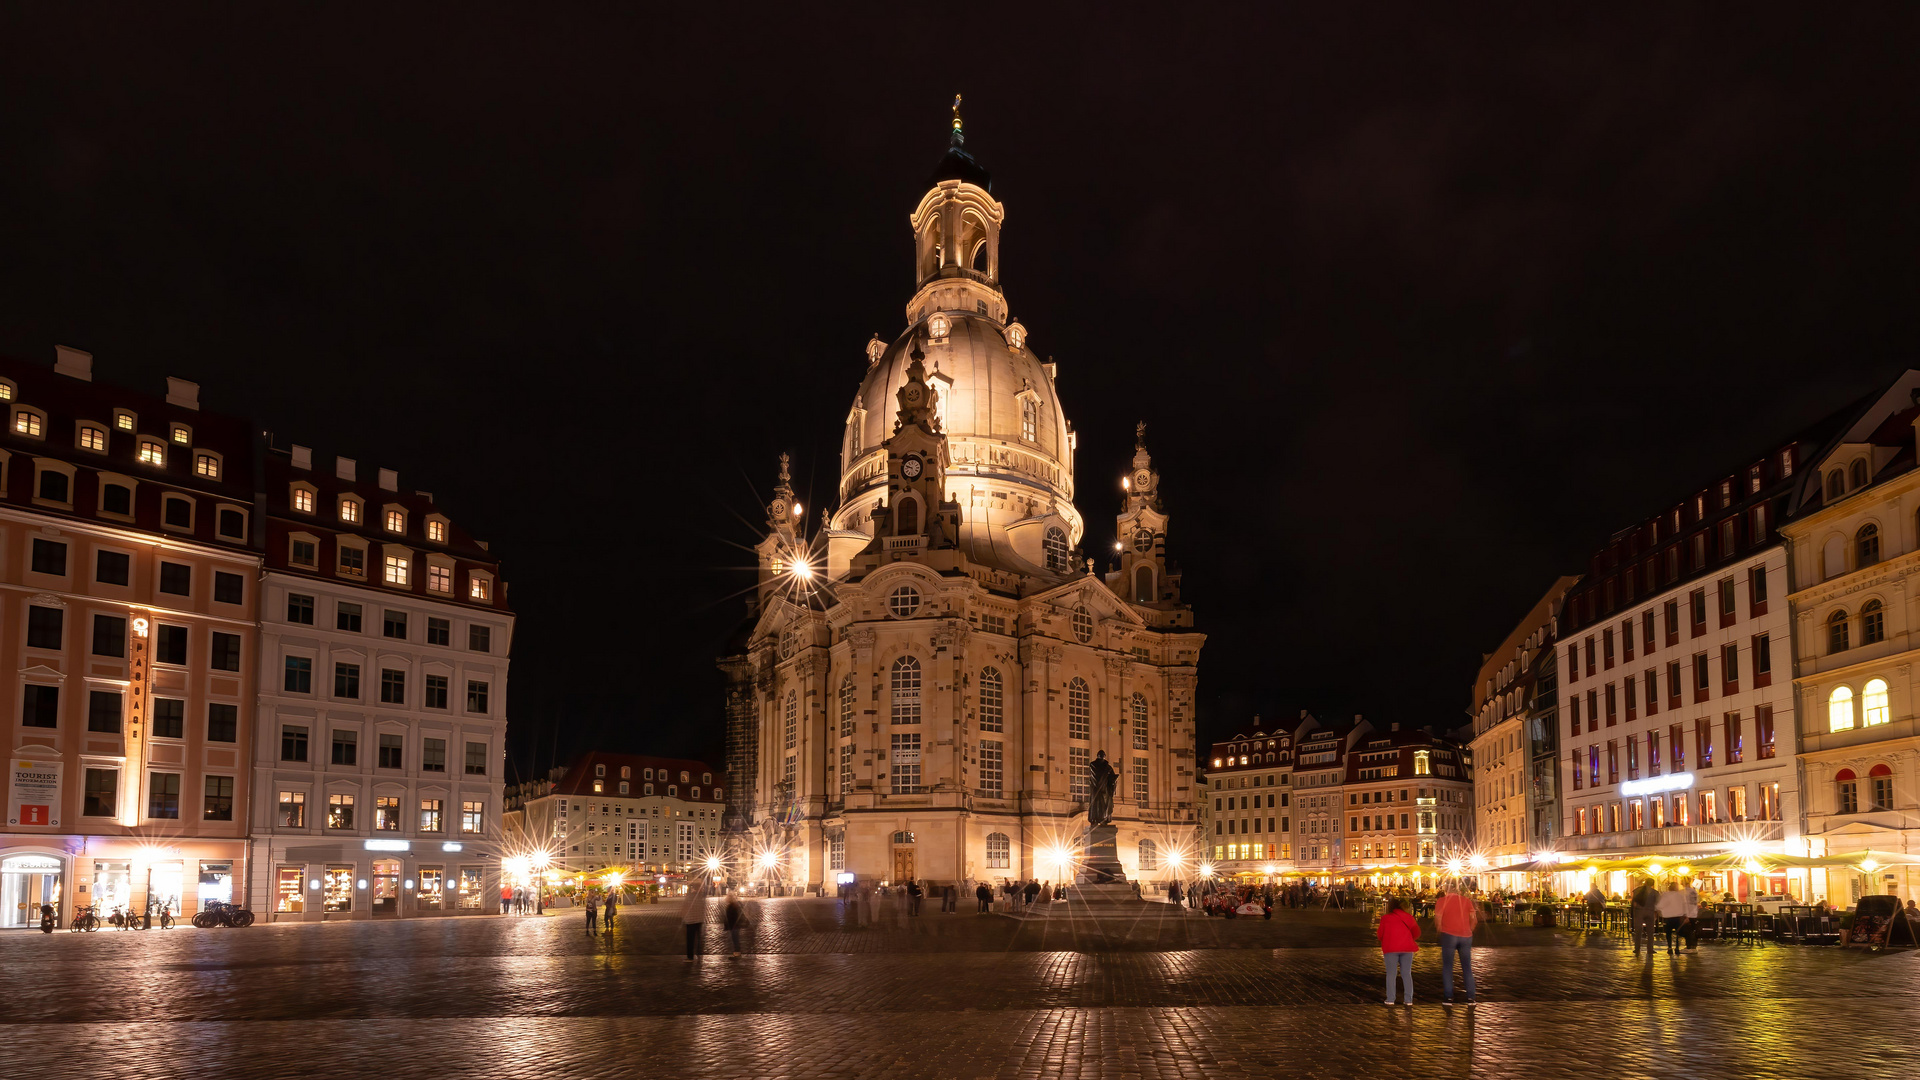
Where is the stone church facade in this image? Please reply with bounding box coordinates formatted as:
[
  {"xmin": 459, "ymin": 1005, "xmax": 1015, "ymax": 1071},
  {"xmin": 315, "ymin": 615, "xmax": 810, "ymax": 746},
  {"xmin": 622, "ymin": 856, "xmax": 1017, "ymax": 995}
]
[{"xmin": 719, "ymin": 111, "xmax": 1204, "ymax": 892}]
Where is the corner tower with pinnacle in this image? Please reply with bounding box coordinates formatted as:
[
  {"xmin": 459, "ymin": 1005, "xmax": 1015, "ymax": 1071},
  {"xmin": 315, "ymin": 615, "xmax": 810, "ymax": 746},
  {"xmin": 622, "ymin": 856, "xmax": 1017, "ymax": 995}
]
[{"xmin": 723, "ymin": 103, "xmax": 1205, "ymax": 894}]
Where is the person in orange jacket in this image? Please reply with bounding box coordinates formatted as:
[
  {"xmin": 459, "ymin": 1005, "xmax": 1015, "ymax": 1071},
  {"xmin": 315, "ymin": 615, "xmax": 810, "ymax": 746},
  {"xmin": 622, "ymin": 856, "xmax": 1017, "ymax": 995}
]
[{"xmin": 1376, "ymin": 896, "xmax": 1422, "ymax": 1006}]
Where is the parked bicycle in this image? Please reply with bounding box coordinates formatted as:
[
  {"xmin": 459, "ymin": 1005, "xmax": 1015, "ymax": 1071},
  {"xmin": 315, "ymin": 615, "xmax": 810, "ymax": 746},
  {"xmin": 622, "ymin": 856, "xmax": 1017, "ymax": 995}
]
[
  {"xmin": 152, "ymin": 897, "xmax": 176, "ymax": 930},
  {"xmin": 70, "ymin": 905, "xmax": 101, "ymax": 932},
  {"xmin": 191, "ymin": 901, "xmax": 255, "ymax": 928}
]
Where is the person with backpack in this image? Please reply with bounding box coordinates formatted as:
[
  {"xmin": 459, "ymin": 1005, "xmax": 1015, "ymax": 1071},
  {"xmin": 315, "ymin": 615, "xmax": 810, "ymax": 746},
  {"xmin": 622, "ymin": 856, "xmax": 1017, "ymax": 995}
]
[{"xmin": 1377, "ymin": 896, "xmax": 1422, "ymax": 1006}]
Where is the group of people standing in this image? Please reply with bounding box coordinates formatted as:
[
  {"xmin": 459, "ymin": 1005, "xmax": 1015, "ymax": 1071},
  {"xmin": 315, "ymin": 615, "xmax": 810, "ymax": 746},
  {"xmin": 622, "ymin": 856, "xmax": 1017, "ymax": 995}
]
[
  {"xmin": 1376, "ymin": 883, "xmax": 1482, "ymax": 1007},
  {"xmin": 580, "ymin": 888, "xmax": 620, "ymax": 932},
  {"xmin": 499, "ymin": 884, "xmax": 542, "ymax": 915},
  {"xmin": 1600, "ymin": 879, "xmax": 1701, "ymax": 956}
]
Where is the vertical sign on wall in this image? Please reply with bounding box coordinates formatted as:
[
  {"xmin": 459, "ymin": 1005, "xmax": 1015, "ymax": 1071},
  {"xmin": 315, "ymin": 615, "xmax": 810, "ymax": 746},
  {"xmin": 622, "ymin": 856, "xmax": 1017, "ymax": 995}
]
[
  {"xmin": 124, "ymin": 615, "xmax": 151, "ymax": 827},
  {"xmin": 9, "ymin": 759, "xmax": 62, "ymax": 827}
]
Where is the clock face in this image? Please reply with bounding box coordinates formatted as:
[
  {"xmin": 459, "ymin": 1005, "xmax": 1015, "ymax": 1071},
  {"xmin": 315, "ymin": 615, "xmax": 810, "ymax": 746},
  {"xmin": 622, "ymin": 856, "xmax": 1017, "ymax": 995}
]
[
  {"xmin": 1133, "ymin": 528, "xmax": 1154, "ymax": 553},
  {"xmin": 902, "ymin": 456, "xmax": 923, "ymax": 480},
  {"xmin": 1133, "ymin": 470, "xmax": 1152, "ymax": 491}
]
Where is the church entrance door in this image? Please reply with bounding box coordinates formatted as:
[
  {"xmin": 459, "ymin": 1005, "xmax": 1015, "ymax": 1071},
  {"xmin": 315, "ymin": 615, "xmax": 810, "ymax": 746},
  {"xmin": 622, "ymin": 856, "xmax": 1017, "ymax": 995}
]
[{"xmin": 892, "ymin": 848, "xmax": 915, "ymax": 884}]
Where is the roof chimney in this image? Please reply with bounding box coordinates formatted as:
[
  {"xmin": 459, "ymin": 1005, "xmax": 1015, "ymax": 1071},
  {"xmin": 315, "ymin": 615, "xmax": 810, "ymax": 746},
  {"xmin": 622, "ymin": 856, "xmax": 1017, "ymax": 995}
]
[
  {"xmin": 54, "ymin": 345, "xmax": 93, "ymax": 381},
  {"xmin": 291, "ymin": 445, "xmax": 312, "ymax": 471},
  {"xmin": 336, "ymin": 456, "xmax": 357, "ymax": 481},
  {"xmin": 165, "ymin": 377, "xmax": 200, "ymax": 411},
  {"xmin": 378, "ymin": 468, "xmax": 398, "ymax": 491}
]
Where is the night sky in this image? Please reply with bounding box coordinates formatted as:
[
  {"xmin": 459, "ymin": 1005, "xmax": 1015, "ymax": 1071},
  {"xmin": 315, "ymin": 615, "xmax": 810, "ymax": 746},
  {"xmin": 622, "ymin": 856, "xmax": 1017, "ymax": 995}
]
[{"xmin": 3, "ymin": 7, "xmax": 1916, "ymax": 782}]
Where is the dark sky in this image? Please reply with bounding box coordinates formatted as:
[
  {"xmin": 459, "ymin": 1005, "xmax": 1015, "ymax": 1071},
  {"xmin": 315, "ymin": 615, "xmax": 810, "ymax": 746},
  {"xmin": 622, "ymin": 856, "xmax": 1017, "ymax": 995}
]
[{"xmin": 3, "ymin": 6, "xmax": 1916, "ymax": 780}]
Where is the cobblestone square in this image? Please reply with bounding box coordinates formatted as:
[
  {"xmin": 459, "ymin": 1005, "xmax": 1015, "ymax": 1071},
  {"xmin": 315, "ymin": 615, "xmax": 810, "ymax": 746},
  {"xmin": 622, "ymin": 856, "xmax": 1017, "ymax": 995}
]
[{"xmin": 2, "ymin": 898, "xmax": 1915, "ymax": 1079}]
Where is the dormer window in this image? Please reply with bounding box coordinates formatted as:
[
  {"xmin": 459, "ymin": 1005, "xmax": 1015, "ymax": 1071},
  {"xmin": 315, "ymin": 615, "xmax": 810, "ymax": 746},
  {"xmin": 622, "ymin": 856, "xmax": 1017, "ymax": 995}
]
[
  {"xmin": 13, "ymin": 408, "xmax": 45, "ymax": 438},
  {"xmin": 1748, "ymin": 465, "xmax": 1763, "ymax": 494},
  {"xmin": 0, "ymin": 379, "xmax": 13, "ymax": 401},
  {"xmin": 339, "ymin": 497, "xmax": 362, "ymax": 524},
  {"xmin": 1718, "ymin": 480, "xmax": 1731, "ymax": 508},
  {"xmin": 170, "ymin": 424, "xmax": 191, "ymax": 446},
  {"xmin": 1020, "ymin": 396, "xmax": 1037, "ymax": 442},
  {"xmin": 113, "ymin": 409, "xmax": 134, "ymax": 431},
  {"xmin": 291, "ymin": 485, "xmax": 315, "ymax": 513},
  {"xmin": 427, "ymin": 518, "xmax": 448, "ymax": 543},
  {"xmin": 138, "ymin": 438, "xmax": 166, "ymax": 466},
  {"xmin": 428, "ymin": 564, "xmax": 452, "ymax": 593},
  {"xmin": 385, "ymin": 508, "xmax": 405, "ymax": 534},
  {"xmin": 77, "ymin": 424, "xmax": 108, "ymax": 453},
  {"xmin": 383, "ymin": 554, "xmax": 410, "ymax": 587},
  {"xmin": 1850, "ymin": 459, "xmax": 1870, "ymax": 489},
  {"xmin": 470, "ymin": 574, "xmax": 493, "ymax": 602},
  {"xmin": 194, "ymin": 452, "xmax": 222, "ymax": 480}
]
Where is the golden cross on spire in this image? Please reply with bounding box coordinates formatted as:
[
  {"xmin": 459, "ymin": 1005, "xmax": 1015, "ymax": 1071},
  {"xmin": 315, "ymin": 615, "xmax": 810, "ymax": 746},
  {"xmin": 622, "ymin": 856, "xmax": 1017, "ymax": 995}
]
[{"xmin": 952, "ymin": 93, "xmax": 963, "ymax": 131}]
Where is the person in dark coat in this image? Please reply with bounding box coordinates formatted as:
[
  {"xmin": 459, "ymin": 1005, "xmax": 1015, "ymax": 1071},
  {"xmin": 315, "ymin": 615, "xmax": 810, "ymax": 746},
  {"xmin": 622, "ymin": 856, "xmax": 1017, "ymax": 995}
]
[
  {"xmin": 976, "ymin": 882, "xmax": 993, "ymax": 913},
  {"xmin": 724, "ymin": 894, "xmax": 746, "ymax": 956},
  {"xmin": 1023, "ymin": 880, "xmax": 1040, "ymax": 907}
]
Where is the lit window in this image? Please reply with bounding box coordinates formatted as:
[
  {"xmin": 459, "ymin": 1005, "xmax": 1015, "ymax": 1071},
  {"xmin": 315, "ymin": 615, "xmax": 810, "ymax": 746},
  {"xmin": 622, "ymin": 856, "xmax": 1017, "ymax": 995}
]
[
  {"xmin": 1021, "ymin": 397, "xmax": 1037, "ymax": 442},
  {"xmin": 0, "ymin": 381, "xmax": 12, "ymax": 401},
  {"xmin": 427, "ymin": 520, "xmax": 447, "ymax": 543},
  {"xmin": 78, "ymin": 427, "xmax": 107, "ymax": 452},
  {"xmin": 1864, "ymin": 679, "xmax": 1891, "ymax": 726},
  {"xmin": 171, "ymin": 425, "xmax": 191, "ymax": 445},
  {"xmin": 470, "ymin": 577, "xmax": 491, "ymax": 601},
  {"xmin": 292, "ymin": 487, "xmax": 314, "ymax": 513},
  {"xmin": 383, "ymin": 555, "xmax": 409, "ymax": 586},
  {"xmin": 339, "ymin": 498, "xmax": 361, "ymax": 523},
  {"xmin": 1829, "ymin": 685, "xmax": 1856, "ymax": 732},
  {"xmin": 195, "ymin": 453, "xmax": 220, "ymax": 479},
  {"xmin": 385, "ymin": 509, "xmax": 405, "ymax": 533},
  {"xmin": 138, "ymin": 440, "xmax": 165, "ymax": 466},
  {"xmin": 15, "ymin": 411, "xmax": 43, "ymax": 437},
  {"xmin": 114, "ymin": 411, "xmax": 134, "ymax": 431},
  {"xmin": 428, "ymin": 565, "xmax": 451, "ymax": 593}
]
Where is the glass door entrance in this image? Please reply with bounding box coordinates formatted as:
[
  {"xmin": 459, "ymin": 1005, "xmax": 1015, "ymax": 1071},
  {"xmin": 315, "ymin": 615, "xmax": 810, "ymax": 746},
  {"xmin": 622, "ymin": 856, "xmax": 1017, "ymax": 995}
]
[
  {"xmin": 372, "ymin": 860, "xmax": 401, "ymax": 915},
  {"xmin": 2, "ymin": 855, "xmax": 65, "ymax": 928}
]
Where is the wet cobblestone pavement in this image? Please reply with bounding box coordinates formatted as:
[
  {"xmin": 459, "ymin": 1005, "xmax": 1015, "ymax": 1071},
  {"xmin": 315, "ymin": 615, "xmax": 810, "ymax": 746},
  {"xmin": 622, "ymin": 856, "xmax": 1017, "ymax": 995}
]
[{"xmin": 4, "ymin": 898, "xmax": 1915, "ymax": 1078}]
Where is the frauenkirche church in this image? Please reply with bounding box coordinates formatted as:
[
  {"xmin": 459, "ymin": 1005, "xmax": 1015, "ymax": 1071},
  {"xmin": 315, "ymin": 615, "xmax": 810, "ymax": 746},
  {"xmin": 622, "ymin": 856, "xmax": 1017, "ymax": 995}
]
[{"xmin": 720, "ymin": 105, "xmax": 1204, "ymax": 891}]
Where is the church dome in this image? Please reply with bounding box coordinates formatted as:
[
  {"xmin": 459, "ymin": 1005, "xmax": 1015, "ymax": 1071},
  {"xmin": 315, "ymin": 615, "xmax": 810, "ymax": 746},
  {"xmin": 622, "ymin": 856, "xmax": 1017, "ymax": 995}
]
[{"xmin": 836, "ymin": 311, "xmax": 1080, "ymax": 545}]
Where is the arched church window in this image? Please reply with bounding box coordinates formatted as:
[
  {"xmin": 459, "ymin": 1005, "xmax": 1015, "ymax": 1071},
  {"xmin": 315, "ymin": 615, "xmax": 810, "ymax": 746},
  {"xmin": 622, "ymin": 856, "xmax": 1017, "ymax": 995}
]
[
  {"xmin": 1138, "ymin": 839, "xmax": 1159, "ymax": 871},
  {"xmin": 978, "ymin": 667, "xmax": 1004, "ymax": 732},
  {"xmin": 888, "ymin": 585, "xmax": 922, "ymax": 619},
  {"xmin": 1133, "ymin": 693, "xmax": 1149, "ymax": 750},
  {"xmin": 1829, "ymin": 609, "xmax": 1850, "ymax": 653},
  {"xmin": 1067, "ymin": 678, "xmax": 1090, "ymax": 740},
  {"xmin": 1134, "ymin": 565, "xmax": 1154, "ymax": 604},
  {"xmin": 1021, "ymin": 398, "xmax": 1038, "ymax": 443},
  {"xmin": 896, "ymin": 495, "xmax": 920, "ymax": 537},
  {"xmin": 972, "ymin": 239, "xmax": 989, "ymax": 272},
  {"xmin": 1071, "ymin": 605, "xmax": 1093, "ymax": 643},
  {"xmin": 839, "ymin": 676, "xmax": 857, "ymax": 739},
  {"xmin": 891, "ymin": 656, "xmax": 922, "ymax": 725},
  {"xmin": 1043, "ymin": 528, "xmax": 1069, "ymax": 574},
  {"xmin": 784, "ymin": 690, "xmax": 797, "ymax": 750},
  {"xmin": 1829, "ymin": 685, "xmax": 1855, "ymax": 732}
]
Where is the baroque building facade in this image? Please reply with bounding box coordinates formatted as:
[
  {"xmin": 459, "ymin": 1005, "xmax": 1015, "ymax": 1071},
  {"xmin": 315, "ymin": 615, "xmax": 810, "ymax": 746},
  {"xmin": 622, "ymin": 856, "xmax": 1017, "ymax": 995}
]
[
  {"xmin": 503, "ymin": 752, "xmax": 725, "ymax": 879},
  {"xmin": 720, "ymin": 114, "xmax": 1203, "ymax": 893},
  {"xmin": 1782, "ymin": 370, "xmax": 1920, "ymax": 904},
  {"xmin": 1470, "ymin": 577, "xmax": 1575, "ymax": 883}
]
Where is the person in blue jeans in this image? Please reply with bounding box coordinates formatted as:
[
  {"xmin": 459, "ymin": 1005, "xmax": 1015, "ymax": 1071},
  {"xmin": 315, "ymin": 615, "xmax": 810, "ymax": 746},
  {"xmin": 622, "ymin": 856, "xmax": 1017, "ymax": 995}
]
[{"xmin": 1433, "ymin": 882, "xmax": 1481, "ymax": 1005}]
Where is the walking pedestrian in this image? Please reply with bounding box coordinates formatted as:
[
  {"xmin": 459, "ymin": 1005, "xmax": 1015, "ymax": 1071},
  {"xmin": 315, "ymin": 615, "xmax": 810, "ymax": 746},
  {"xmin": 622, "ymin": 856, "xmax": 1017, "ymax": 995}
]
[
  {"xmin": 1377, "ymin": 896, "xmax": 1421, "ymax": 1007},
  {"xmin": 1630, "ymin": 878, "xmax": 1661, "ymax": 956},
  {"xmin": 584, "ymin": 893, "xmax": 598, "ymax": 933},
  {"xmin": 500, "ymin": 884, "xmax": 512, "ymax": 915},
  {"xmin": 943, "ymin": 884, "xmax": 957, "ymax": 913},
  {"xmin": 1584, "ymin": 883, "xmax": 1605, "ymax": 928},
  {"xmin": 683, "ymin": 888, "xmax": 706, "ymax": 961},
  {"xmin": 1434, "ymin": 883, "xmax": 1480, "ymax": 1006},
  {"xmin": 1682, "ymin": 878, "xmax": 1701, "ymax": 952},
  {"xmin": 724, "ymin": 893, "xmax": 746, "ymax": 956},
  {"xmin": 907, "ymin": 878, "xmax": 923, "ymax": 916},
  {"xmin": 976, "ymin": 881, "xmax": 992, "ymax": 914},
  {"xmin": 1656, "ymin": 880, "xmax": 1687, "ymax": 955}
]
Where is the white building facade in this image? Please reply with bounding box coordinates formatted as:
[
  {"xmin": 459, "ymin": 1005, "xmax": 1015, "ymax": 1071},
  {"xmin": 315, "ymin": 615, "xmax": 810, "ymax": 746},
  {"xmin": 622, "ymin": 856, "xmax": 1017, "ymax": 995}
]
[{"xmin": 248, "ymin": 446, "xmax": 512, "ymax": 920}]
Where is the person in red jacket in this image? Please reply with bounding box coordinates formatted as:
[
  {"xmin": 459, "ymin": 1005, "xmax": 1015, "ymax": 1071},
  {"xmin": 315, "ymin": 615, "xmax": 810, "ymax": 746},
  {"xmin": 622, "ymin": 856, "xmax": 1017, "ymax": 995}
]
[{"xmin": 1377, "ymin": 896, "xmax": 1422, "ymax": 1006}]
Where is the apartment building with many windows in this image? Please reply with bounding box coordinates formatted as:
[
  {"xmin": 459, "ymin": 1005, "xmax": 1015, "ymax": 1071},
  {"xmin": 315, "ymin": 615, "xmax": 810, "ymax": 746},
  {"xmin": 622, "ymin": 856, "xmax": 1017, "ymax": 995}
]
[
  {"xmin": 1200, "ymin": 716, "xmax": 1301, "ymax": 878},
  {"xmin": 1344, "ymin": 725, "xmax": 1473, "ymax": 870},
  {"xmin": 248, "ymin": 443, "xmax": 512, "ymax": 921},
  {"xmin": 1289, "ymin": 719, "xmax": 1368, "ymax": 875},
  {"xmin": 1, "ymin": 349, "xmax": 258, "ymax": 927},
  {"xmin": 1556, "ymin": 415, "xmax": 1845, "ymax": 900},
  {"xmin": 503, "ymin": 753, "xmax": 727, "ymax": 879},
  {"xmin": 1781, "ymin": 371, "xmax": 1920, "ymax": 905},
  {"xmin": 1471, "ymin": 577, "xmax": 1576, "ymax": 882}
]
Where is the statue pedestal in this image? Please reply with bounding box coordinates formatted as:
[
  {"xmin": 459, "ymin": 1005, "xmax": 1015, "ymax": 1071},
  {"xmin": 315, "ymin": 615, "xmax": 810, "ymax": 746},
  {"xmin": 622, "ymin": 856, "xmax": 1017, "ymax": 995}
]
[{"xmin": 1078, "ymin": 823, "xmax": 1126, "ymax": 885}]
